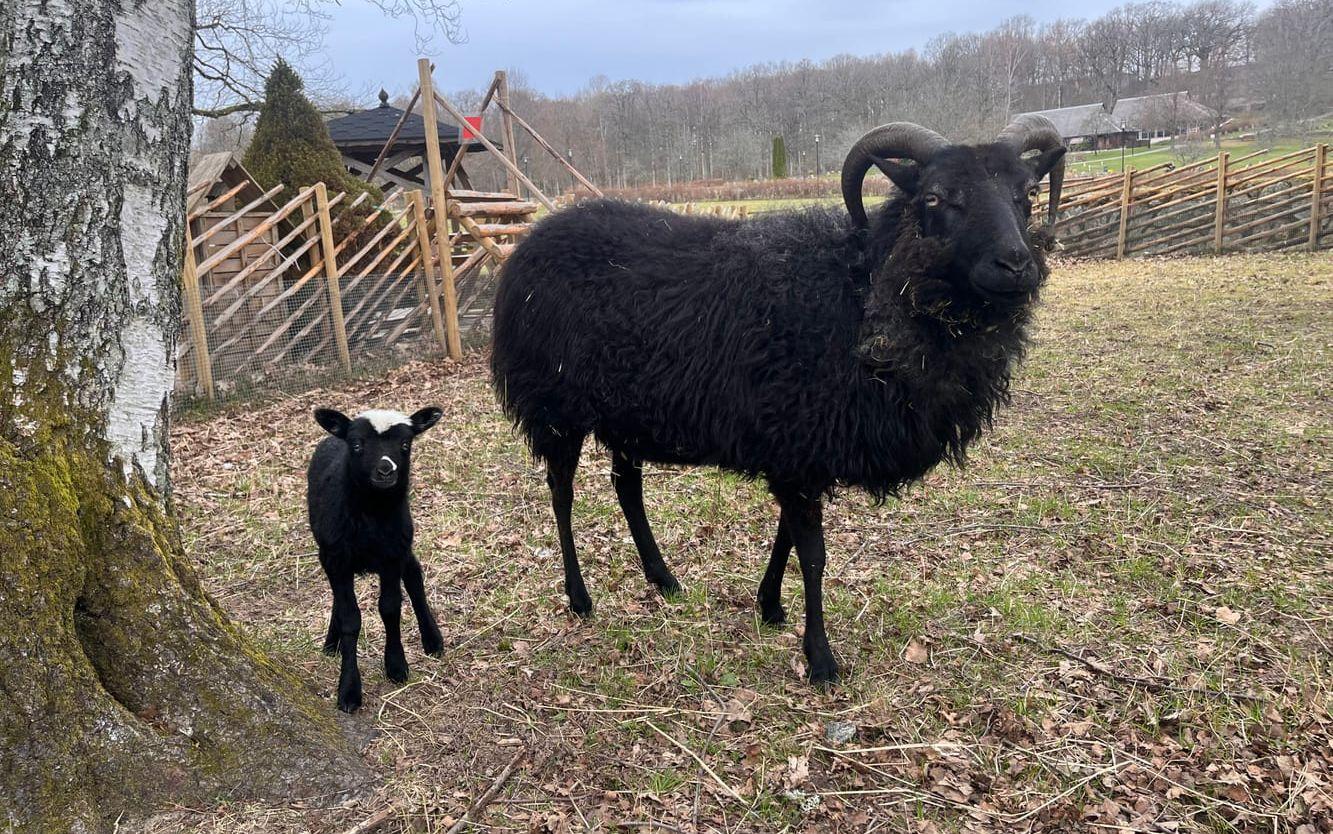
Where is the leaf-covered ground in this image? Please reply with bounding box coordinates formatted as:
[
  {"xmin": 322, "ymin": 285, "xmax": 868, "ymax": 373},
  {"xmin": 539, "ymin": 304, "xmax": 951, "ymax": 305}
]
[{"xmin": 153, "ymin": 252, "xmax": 1329, "ymax": 833}]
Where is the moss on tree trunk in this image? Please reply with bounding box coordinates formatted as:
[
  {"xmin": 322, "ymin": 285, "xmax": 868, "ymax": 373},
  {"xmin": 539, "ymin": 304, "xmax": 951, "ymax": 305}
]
[
  {"xmin": 0, "ymin": 437, "xmax": 368, "ymax": 831},
  {"xmin": 0, "ymin": 2, "xmax": 368, "ymax": 830}
]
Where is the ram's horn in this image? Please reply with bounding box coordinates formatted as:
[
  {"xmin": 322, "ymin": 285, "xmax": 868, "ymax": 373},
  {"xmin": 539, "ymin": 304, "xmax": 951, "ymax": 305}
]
[
  {"xmin": 996, "ymin": 113, "xmax": 1066, "ymax": 227},
  {"xmin": 841, "ymin": 123, "xmax": 949, "ymax": 228}
]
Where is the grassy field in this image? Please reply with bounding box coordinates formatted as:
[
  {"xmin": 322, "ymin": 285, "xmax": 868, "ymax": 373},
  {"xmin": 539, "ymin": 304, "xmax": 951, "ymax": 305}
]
[
  {"xmin": 1063, "ymin": 138, "xmax": 1315, "ymax": 176},
  {"xmin": 155, "ymin": 253, "xmax": 1330, "ymax": 833}
]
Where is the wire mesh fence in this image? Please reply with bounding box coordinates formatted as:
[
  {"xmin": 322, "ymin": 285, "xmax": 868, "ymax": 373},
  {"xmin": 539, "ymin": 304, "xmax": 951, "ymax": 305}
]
[{"xmin": 176, "ymin": 181, "xmax": 526, "ymax": 406}]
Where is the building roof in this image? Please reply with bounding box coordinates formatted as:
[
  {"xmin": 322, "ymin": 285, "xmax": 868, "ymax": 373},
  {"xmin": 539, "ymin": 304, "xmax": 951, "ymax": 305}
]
[
  {"xmin": 1020, "ymin": 92, "xmax": 1215, "ymax": 140},
  {"xmin": 186, "ymin": 152, "xmax": 281, "ymax": 215},
  {"xmin": 325, "ymin": 91, "xmax": 482, "ymax": 150}
]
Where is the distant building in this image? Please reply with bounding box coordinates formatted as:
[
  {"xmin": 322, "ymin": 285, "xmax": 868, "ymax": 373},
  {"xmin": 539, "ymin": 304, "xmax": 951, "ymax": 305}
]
[{"xmin": 1019, "ymin": 93, "xmax": 1216, "ymax": 150}]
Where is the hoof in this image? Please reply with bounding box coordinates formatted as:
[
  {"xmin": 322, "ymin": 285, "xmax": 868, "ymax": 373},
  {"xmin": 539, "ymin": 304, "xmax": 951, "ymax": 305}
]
[
  {"xmin": 422, "ymin": 629, "xmax": 445, "ymax": 657},
  {"xmin": 337, "ymin": 682, "xmax": 362, "ymax": 714},
  {"xmin": 321, "ymin": 641, "xmax": 340, "ymax": 656},
  {"xmin": 807, "ymin": 658, "xmax": 840, "ymax": 688},
  {"xmin": 759, "ymin": 603, "xmax": 787, "ymax": 627},
  {"xmin": 385, "ymin": 656, "xmax": 409, "ymax": 684},
  {"xmin": 568, "ymin": 593, "xmax": 594, "ymax": 619},
  {"xmin": 654, "ymin": 574, "xmax": 683, "ymax": 599}
]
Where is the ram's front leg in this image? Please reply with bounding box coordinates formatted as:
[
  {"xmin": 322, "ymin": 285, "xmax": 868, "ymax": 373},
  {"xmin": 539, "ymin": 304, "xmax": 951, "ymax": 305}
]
[
  {"xmin": 379, "ymin": 563, "xmax": 409, "ymax": 684},
  {"xmin": 329, "ymin": 574, "xmax": 363, "ymax": 712}
]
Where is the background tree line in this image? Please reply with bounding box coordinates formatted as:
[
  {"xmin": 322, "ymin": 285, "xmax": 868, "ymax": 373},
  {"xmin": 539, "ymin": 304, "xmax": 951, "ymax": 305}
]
[{"xmin": 197, "ymin": 0, "xmax": 1332, "ymax": 193}]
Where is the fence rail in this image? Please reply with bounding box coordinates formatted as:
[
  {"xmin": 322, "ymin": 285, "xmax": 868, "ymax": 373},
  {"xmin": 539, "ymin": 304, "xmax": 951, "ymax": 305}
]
[
  {"xmin": 177, "ymin": 183, "xmax": 513, "ymax": 402},
  {"xmin": 1046, "ymin": 144, "xmax": 1331, "ymax": 259}
]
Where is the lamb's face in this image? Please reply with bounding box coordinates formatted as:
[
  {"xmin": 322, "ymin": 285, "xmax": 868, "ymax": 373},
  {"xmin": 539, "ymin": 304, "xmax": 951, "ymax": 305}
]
[
  {"xmin": 887, "ymin": 144, "xmax": 1065, "ymax": 308},
  {"xmin": 313, "ymin": 406, "xmax": 444, "ymax": 492}
]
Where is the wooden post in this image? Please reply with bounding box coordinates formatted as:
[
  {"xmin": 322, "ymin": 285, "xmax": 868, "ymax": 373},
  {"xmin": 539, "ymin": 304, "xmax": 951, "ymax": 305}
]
[
  {"xmin": 181, "ymin": 227, "xmax": 215, "ymax": 400},
  {"xmin": 315, "ymin": 182, "xmax": 352, "ymax": 372},
  {"xmin": 1116, "ymin": 168, "xmax": 1135, "ymax": 259},
  {"xmin": 1213, "ymin": 151, "xmax": 1229, "ymax": 254},
  {"xmin": 410, "ymin": 189, "xmax": 450, "ymax": 351},
  {"xmin": 417, "ymin": 58, "xmax": 464, "ymax": 360},
  {"xmin": 1310, "ymin": 144, "xmax": 1328, "ymax": 251},
  {"xmin": 497, "ymin": 71, "xmax": 521, "ymax": 198}
]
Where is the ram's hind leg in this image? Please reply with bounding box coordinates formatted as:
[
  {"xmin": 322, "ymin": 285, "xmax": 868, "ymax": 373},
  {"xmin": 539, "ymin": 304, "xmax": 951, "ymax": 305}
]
[
  {"xmin": 611, "ymin": 452, "xmax": 681, "ymax": 597},
  {"xmin": 545, "ymin": 434, "xmax": 593, "ymax": 617},
  {"xmin": 772, "ymin": 488, "xmax": 839, "ymax": 686},
  {"xmin": 757, "ymin": 511, "xmax": 791, "ymax": 625}
]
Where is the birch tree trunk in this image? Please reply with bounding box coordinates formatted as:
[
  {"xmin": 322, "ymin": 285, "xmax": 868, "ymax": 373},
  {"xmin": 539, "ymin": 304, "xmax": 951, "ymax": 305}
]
[{"xmin": 0, "ymin": 3, "xmax": 367, "ymax": 831}]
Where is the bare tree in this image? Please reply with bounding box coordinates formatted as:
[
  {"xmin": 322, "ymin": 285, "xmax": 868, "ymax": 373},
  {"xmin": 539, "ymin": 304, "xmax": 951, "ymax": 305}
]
[
  {"xmin": 1250, "ymin": 0, "xmax": 1333, "ymax": 130},
  {"xmin": 1181, "ymin": 0, "xmax": 1255, "ymax": 144},
  {"xmin": 1080, "ymin": 9, "xmax": 1135, "ymax": 112},
  {"xmin": 193, "ymin": 0, "xmax": 464, "ymax": 118}
]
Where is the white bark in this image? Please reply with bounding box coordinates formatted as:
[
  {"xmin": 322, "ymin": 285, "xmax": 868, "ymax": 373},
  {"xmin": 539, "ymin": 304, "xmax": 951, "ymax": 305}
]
[{"xmin": 1, "ymin": 0, "xmax": 192, "ymax": 489}]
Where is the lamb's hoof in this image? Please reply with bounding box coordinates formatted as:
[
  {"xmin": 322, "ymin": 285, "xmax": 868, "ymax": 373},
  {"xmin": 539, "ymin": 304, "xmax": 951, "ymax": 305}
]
[
  {"xmin": 385, "ymin": 654, "xmax": 409, "ymax": 684},
  {"xmin": 321, "ymin": 641, "xmax": 340, "ymax": 656},
  {"xmin": 337, "ymin": 679, "xmax": 363, "ymax": 714},
  {"xmin": 759, "ymin": 603, "xmax": 787, "ymax": 627},
  {"xmin": 422, "ymin": 630, "xmax": 445, "ymax": 657}
]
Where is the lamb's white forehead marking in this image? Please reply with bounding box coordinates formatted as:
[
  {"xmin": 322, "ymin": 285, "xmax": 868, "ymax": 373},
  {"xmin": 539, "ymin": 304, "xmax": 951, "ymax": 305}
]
[{"xmin": 357, "ymin": 409, "xmax": 412, "ymax": 434}]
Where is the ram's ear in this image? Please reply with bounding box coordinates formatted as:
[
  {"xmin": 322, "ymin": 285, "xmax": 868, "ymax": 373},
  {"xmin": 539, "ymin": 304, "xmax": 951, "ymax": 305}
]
[
  {"xmin": 410, "ymin": 406, "xmax": 443, "ymax": 435},
  {"xmin": 1028, "ymin": 146, "xmax": 1066, "ymax": 180},
  {"xmin": 871, "ymin": 155, "xmax": 920, "ymax": 194},
  {"xmin": 314, "ymin": 408, "xmax": 351, "ymax": 439}
]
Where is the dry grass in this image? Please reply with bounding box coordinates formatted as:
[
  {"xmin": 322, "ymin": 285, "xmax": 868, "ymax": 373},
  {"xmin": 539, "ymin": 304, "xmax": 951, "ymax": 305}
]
[{"xmin": 152, "ymin": 252, "xmax": 1330, "ymax": 833}]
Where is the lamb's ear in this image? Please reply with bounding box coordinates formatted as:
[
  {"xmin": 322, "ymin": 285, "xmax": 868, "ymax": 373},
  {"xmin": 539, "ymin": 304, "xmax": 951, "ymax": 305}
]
[
  {"xmin": 314, "ymin": 408, "xmax": 351, "ymax": 439},
  {"xmin": 1028, "ymin": 146, "xmax": 1067, "ymax": 181},
  {"xmin": 410, "ymin": 406, "xmax": 443, "ymax": 435},
  {"xmin": 871, "ymin": 155, "xmax": 920, "ymax": 194}
]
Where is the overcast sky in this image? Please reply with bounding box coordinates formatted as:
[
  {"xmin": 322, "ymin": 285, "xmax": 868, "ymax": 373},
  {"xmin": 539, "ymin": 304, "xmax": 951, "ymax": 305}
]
[{"xmin": 325, "ymin": 0, "xmax": 1169, "ymax": 101}]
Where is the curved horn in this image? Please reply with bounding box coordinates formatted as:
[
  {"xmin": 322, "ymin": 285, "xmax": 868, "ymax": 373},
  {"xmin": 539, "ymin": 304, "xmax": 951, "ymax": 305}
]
[
  {"xmin": 841, "ymin": 123, "xmax": 949, "ymax": 228},
  {"xmin": 997, "ymin": 113, "xmax": 1066, "ymax": 226}
]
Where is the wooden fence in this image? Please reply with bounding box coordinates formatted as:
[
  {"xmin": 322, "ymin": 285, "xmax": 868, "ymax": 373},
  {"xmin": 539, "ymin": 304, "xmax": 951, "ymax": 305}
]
[
  {"xmin": 178, "ymin": 183, "xmax": 514, "ymax": 402},
  {"xmin": 1046, "ymin": 144, "xmax": 1330, "ymax": 258}
]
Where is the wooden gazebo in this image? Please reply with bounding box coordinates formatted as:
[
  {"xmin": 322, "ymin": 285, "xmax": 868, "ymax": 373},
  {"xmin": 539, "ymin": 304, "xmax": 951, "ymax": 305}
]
[{"xmin": 327, "ymin": 90, "xmax": 488, "ymax": 195}]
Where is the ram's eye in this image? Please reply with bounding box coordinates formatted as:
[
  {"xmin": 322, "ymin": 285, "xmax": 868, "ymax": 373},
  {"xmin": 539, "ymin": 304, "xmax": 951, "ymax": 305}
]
[
  {"xmin": 1027, "ymin": 186, "xmax": 1040, "ymax": 201},
  {"xmin": 923, "ymin": 194, "xmax": 942, "ymax": 208}
]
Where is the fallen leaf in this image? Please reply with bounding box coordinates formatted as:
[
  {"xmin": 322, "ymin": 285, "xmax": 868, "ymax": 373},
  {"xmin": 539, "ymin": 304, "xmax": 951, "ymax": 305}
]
[{"xmin": 906, "ymin": 638, "xmax": 929, "ymax": 664}]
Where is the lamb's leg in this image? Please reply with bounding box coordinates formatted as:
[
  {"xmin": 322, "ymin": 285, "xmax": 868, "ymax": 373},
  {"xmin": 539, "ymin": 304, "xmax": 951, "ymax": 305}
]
[
  {"xmin": 774, "ymin": 490, "xmax": 839, "ymax": 685},
  {"xmin": 611, "ymin": 453, "xmax": 681, "ymax": 597},
  {"xmin": 756, "ymin": 511, "xmax": 791, "ymax": 626},
  {"xmin": 547, "ymin": 436, "xmax": 592, "ymax": 617},
  {"xmin": 402, "ymin": 554, "xmax": 444, "ymax": 656},
  {"xmin": 379, "ymin": 563, "xmax": 408, "ymax": 684},
  {"xmin": 321, "ymin": 605, "xmax": 340, "ymax": 655},
  {"xmin": 329, "ymin": 574, "xmax": 363, "ymax": 712}
]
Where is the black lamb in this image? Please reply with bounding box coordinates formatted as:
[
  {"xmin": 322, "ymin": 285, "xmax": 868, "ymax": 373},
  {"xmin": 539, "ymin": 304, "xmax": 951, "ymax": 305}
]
[
  {"xmin": 490, "ymin": 116, "xmax": 1066, "ymax": 685},
  {"xmin": 308, "ymin": 406, "xmax": 444, "ymax": 712}
]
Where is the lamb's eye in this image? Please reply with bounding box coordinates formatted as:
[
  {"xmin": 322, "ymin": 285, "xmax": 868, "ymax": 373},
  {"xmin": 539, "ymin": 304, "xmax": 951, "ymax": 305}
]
[
  {"xmin": 401, "ymin": 441, "xmax": 410, "ymax": 451},
  {"xmin": 1027, "ymin": 186, "xmax": 1040, "ymax": 201},
  {"xmin": 923, "ymin": 194, "xmax": 942, "ymax": 208},
  {"xmin": 350, "ymin": 441, "xmax": 363, "ymax": 453}
]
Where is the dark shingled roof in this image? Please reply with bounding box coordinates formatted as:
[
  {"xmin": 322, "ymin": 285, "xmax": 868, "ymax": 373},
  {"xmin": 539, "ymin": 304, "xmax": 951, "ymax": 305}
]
[{"xmin": 326, "ymin": 100, "xmax": 464, "ymax": 148}]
